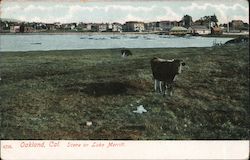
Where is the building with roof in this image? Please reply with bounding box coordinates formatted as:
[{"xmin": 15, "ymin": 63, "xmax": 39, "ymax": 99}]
[
  {"xmin": 76, "ymin": 23, "xmax": 92, "ymax": 32},
  {"xmin": 10, "ymin": 25, "xmax": 20, "ymax": 33},
  {"xmin": 169, "ymin": 26, "xmax": 188, "ymax": 35},
  {"xmin": 188, "ymin": 25, "xmax": 211, "ymax": 35},
  {"xmin": 111, "ymin": 23, "xmax": 122, "ymax": 32},
  {"xmin": 211, "ymin": 26, "xmax": 223, "ymax": 35},
  {"xmin": 145, "ymin": 22, "xmax": 161, "ymax": 32},
  {"xmin": 124, "ymin": 21, "xmax": 145, "ymax": 32}
]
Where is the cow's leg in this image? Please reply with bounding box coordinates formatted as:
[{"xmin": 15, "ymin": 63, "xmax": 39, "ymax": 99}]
[
  {"xmin": 154, "ymin": 79, "xmax": 157, "ymax": 92},
  {"xmin": 159, "ymin": 81, "xmax": 162, "ymax": 93},
  {"xmin": 154, "ymin": 79, "xmax": 160, "ymax": 93},
  {"xmin": 157, "ymin": 80, "xmax": 161, "ymax": 93},
  {"xmin": 162, "ymin": 82, "xmax": 167, "ymax": 96},
  {"xmin": 122, "ymin": 52, "xmax": 125, "ymax": 58},
  {"xmin": 169, "ymin": 83, "xmax": 173, "ymax": 96}
]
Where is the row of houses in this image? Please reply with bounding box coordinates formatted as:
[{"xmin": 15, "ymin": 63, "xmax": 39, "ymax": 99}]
[
  {"xmin": 0, "ymin": 21, "xmax": 125, "ymax": 33},
  {"xmin": 124, "ymin": 21, "xmax": 224, "ymax": 35},
  {"xmin": 168, "ymin": 25, "xmax": 222, "ymax": 35},
  {"xmin": 0, "ymin": 19, "xmax": 248, "ymax": 35}
]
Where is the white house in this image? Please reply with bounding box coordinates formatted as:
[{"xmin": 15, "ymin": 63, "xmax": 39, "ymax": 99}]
[
  {"xmin": 77, "ymin": 23, "xmax": 92, "ymax": 31},
  {"xmin": 112, "ymin": 23, "xmax": 122, "ymax": 32},
  {"xmin": 188, "ymin": 25, "xmax": 211, "ymax": 35},
  {"xmin": 98, "ymin": 23, "xmax": 107, "ymax": 32},
  {"xmin": 10, "ymin": 26, "xmax": 20, "ymax": 33}
]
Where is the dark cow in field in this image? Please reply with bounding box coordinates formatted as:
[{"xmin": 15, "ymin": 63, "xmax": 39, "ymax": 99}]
[
  {"xmin": 121, "ymin": 49, "xmax": 132, "ymax": 57},
  {"xmin": 151, "ymin": 57, "xmax": 185, "ymax": 96}
]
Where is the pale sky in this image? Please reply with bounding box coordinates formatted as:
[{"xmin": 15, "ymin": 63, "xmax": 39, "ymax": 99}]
[{"xmin": 0, "ymin": 0, "xmax": 249, "ymax": 24}]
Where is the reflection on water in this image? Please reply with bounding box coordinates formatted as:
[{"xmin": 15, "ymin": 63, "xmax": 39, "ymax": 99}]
[{"xmin": 0, "ymin": 34, "xmax": 233, "ymax": 52}]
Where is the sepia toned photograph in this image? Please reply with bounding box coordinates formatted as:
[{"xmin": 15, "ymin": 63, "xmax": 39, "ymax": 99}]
[{"xmin": 0, "ymin": 0, "xmax": 249, "ymax": 141}]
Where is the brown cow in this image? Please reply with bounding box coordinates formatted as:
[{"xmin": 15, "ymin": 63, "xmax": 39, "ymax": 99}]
[{"xmin": 151, "ymin": 57, "xmax": 185, "ymax": 96}]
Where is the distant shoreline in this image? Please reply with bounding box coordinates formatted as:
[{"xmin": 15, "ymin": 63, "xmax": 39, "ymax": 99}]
[
  {"xmin": 0, "ymin": 32, "xmax": 249, "ymax": 37},
  {"xmin": 0, "ymin": 31, "xmax": 247, "ymax": 38},
  {"xmin": 0, "ymin": 31, "xmax": 157, "ymax": 35}
]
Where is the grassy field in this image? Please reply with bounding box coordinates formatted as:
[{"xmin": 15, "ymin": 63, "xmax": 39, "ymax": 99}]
[{"xmin": 0, "ymin": 44, "xmax": 249, "ymax": 140}]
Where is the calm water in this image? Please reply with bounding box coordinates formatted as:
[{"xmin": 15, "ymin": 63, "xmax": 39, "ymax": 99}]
[{"xmin": 0, "ymin": 34, "xmax": 233, "ymax": 52}]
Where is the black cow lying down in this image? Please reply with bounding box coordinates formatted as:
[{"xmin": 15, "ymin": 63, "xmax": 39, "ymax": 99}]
[
  {"xmin": 151, "ymin": 57, "xmax": 185, "ymax": 96},
  {"xmin": 121, "ymin": 49, "xmax": 132, "ymax": 57}
]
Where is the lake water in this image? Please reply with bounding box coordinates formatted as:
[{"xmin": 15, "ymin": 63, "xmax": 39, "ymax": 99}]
[{"xmin": 0, "ymin": 34, "xmax": 233, "ymax": 52}]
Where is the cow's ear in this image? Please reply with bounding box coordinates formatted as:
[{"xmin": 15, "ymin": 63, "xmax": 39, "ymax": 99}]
[{"xmin": 181, "ymin": 62, "xmax": 186, "ymax": 66}]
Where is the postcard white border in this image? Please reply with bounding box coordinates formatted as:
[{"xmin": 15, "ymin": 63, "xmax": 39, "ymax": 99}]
[{"xmin": 1, "ymin": 140, "xmax": 249, "ymax": 160}]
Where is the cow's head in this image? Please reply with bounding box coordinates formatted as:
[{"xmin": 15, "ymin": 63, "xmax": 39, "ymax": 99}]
[{"xmin": 174, "ymin": 59, "xmax": 185, "ymax": 74}]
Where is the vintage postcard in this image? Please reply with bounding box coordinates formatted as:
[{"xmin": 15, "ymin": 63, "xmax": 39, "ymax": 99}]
[{"xmin": 0, "ymin": 0, "xmax": 249, "ymax": 159}]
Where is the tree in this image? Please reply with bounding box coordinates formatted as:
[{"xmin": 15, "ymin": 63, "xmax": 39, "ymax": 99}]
[
  {"xmin": 210, "ymin": 14, "xmax": 218, "ymax": 23},
  {"xmin": 195, "ymin": 14, "xmax": 219, "ymax": 28},
  {"xmin": 182, "ymin": 15, "xmax": 193, "ymax": 27}
]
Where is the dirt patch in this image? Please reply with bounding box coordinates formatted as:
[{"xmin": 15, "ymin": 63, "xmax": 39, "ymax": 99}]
[{"xmin": 84, "ymin": 81, "xmax": 140, "ymax": 96}]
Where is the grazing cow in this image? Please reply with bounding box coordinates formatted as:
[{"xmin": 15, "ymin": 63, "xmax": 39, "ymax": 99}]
[
  {"xmin": 151, "ymin": 57, "xmax": 185, "ymax": 96},
  {"xmin": 121, "ymin": 49, "xmax": 132, "ymax": 57}
]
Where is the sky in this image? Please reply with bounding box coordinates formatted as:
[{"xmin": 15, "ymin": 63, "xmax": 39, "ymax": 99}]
[{"xmin": 0, "ymin": 0, "xmax": 249, "ymax": 24}]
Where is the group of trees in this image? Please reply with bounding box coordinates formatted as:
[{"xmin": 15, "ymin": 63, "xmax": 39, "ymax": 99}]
[{"xmin": 182, "ymin": 14, "xmax": 218, "ymax": 28}]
